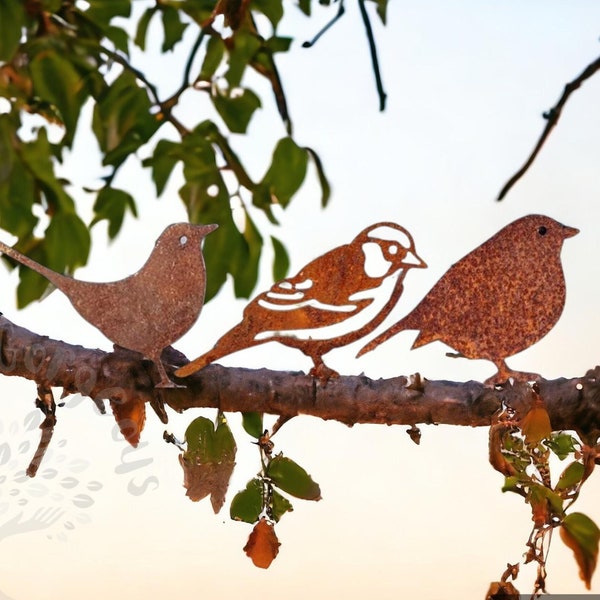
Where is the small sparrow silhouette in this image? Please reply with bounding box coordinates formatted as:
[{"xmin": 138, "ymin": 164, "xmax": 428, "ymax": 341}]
[
  {"xmin": 358, "ymin": 214, "xmax": 578, "ymax": 384},
  {"xmin": 176, "ymin": 222, "xmax": 426, "ymax": 380},
  {"xmin": 0, "ymin": 223, "xmax": 217, "ymax": 388}
]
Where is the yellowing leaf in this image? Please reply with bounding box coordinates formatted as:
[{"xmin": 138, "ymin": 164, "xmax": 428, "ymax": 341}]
[
  {"xmin": 243, "ymin": 517, "xmax": 280, "ymax": 569},
  {"xmin": 555, "ymin": 461, "xmax": 585, "ymax": 492},
  {"xmin": 180, "ymin": 414, "xmax": 237, "ymax": 512},
  {"xmin": 520, "ymin": 406, "xmax": 551, "ymax": 445},
  {"xmin": 109, "ymin": 397, "xmax": 146, "ymax": 447},
  {"xmin": 560, "ymin": 512, "xmax": 600, "ymax": 590}
]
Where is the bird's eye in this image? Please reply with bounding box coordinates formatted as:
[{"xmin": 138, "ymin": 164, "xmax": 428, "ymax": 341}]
[
  {"xmin": 179, "ymin": 235, "xmax": 188, "ymax": 246},
  {"xmin": 537, "ymin": 226, "xmax": 548, "ymax": 236},
  {"xmin": 388, "ymin": 244, "xmax": 398, "ymax": 255}
]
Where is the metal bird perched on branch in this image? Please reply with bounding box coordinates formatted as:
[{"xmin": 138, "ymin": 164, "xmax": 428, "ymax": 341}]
[
  {"xmin": 176, "ymin": 222, "xmax": 426, "ymax": 380},
  {"xmin": 0, "ymin": 222, "xmax": 217, "ymax": 388},
  {"xmin": 358, "ymin": 214, "xmax": 578, "ymax": 384}
]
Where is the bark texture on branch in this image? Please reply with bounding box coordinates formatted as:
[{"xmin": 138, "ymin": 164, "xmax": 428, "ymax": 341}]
[{"xmin": 1, "ymin": 315, "xmax": 599, "ymax": 443}]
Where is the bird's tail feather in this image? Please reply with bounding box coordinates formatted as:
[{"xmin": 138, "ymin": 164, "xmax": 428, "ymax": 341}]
[
  {"xmin": 175, "ymin": 350, "xmax": 219, "ymax": 378},
  {"xmin": 356, "ymin": 317, "xmax": 410, "ymax": 358},
  {"xmin": 0, "ymin": 240, "xmax": 66, "ymax": 288},
  {"xmin": 175, "ymin": 323, "xmax": 263, "ymax": 378}
]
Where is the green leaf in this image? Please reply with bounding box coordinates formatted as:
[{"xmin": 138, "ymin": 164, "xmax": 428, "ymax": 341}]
[
  {"xmin": 91, "ymin": 187, "xmax": 138, "ymax": 239},
  {"xmin": 213, "ymin": 88, "xmax": 261, "ymax": 134},
  {"xmin": 184, "ymin": 414, "xmax": 237, "ymax": 463},
  {"xmin": 368, "ymin": 0, "xmax": 388, "ymax": 24},
  {"xmin": 134, "ymin": 7, "xmax": 157, "ymax": 50},
  {"xmin": 92, "ymin": 71, "xmax": 161, "ymax": 167},
  {"xmin": 546, "ymin": 432, "xmax": 579, "ymax": 460},
  {"xmin": 199, "ymin": 36, "xmax": 225, "ymax": 81},
  {"xmin": 267, "ymin": 455, "xmax": 321, "ymax": 501},
  {"xmin": 105, "ymin": 26, "xmax": 130, "ymax": 54},
  {"xmin": 29, "ymin": 49, "xmax": 86, "ymax": 145},
  {"xmin": 230, "ymin": 478, "xmax": 264, "ymax": 523},
  {"xmin": 269, "ymin": 489, "xmax": 293, "ymax": 523},
  {"xmin": 18, "ymin": 128, "xmax": 76, "ymax": 213},
  {"xmin": 265, "ymin": 36, "xmax": 293, "ymax": 53},
  {"xmin": 556, "ymin": 461, "xmax": 585, "ymax": 492},
  {"xmin": 561, "ymin": 512, "xmax": 600, "ymax": 589},
  {"xmin": 16, "ymin": 241, "xmax": 50, "ymax": 308},
  {"xmin": 84, "ymin": 0, "xmax": 131, "ymax": 25},
  {"xmin": 270, "ymin": 236, "xmax": 289, "ymax": 281},
  {"xmin": 230, "ymin": 211, "xmax": 263, "ymax": 298},
  {"xmin": 260, "ymin": 137, "xmax": 308, "ymax": 208},
  {"xmin": 143, "ymin": 139, "xmax": 180, "ymax": 196},
  {"xmin": 242, "ymin": 412, "xmax": 264, "ymax": 439},
  {"xmin": 45, "ymin": 212, "xmax": 91, "ymax": 273},
  {"xmin": 161, "ymin": 5, "xmax": 187, "ymax": 52},
  {"xmin": 179, "ymin": 413, "xmax": 237, "ymax": 512},
  {"xmin": 297, "ymin": 0, "xmax": 311, "ymax": 16},
  {"xmin": 0, "ymin": 117, "xmax": 37, "ymax": 238},
  {"xmin": 251, "ymin": 0, "xmax": 284, "ymax": 29},
  {"xmin": 0, "ymin": 1, "xmax": 26, "ymax": 61},
  {"xmin": 305, "ymin": 146, "xmax": 331, "ymax": 207},
  {"xmin": 225, "ymin": 30, "xmax": 261, "ymax": 88}
]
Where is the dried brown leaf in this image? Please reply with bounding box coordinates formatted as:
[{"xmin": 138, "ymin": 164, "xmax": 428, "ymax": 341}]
[{"xmin": 243, "ymin": 517, "xmax": 280, "ymax": 569}]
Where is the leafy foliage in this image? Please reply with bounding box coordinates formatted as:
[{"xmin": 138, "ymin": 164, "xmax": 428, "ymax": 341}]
[
  {"xmin": 172, "ymin": 411, "xmax": 320, "ymax": 568},
  {"xmin": 178, "ymin": 413, "xmax": 237, "ymax": 513},
  {"xmin": 489, "ymin": 385, "xmax": 600, "ymax": 595},
  {"xmin": 0, "ymin": 0, "xmax": 393, "ymax": 303}
]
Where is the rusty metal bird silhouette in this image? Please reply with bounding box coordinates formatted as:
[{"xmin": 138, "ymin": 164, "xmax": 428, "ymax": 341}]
[
  {"xmin": 0, "ymin": 223, "xmax": 217, "ymax": 388},
  {"xmin": 358, "ymin": 214, "xmax": 578, "ymax": 384},
  {"xmin": 176, "ymin": 222, "xmax": 426, "ymax": 380}
]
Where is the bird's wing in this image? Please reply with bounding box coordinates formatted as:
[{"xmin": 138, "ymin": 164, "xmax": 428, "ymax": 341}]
[{"xmin": 251, "ymin": 289, "xmax": 367, "ymax": 338}]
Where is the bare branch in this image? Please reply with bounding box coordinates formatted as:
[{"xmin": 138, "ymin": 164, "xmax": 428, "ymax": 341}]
[
  {"xmin": 498, "ymin": 54, "xmax": 600, "ymax": 201},
  {"xmin": 0, "ymin": 315, "xmax": 599, "ymax": 444}
]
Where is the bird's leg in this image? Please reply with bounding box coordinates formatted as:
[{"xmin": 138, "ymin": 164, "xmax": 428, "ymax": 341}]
[
  {"xmin": 150, "ymin": 359, "xmax": 184, "ymax": 424},
  {"xmin": 485, "ymin": 359, "xmax": 541, "ymax": 386},
  {"xmin": 153, "ymin": 358, "xmax": 184, "ymax": 389},
  {"xmin": 308, "ymin": 355, "xmax": 339, "ymax": 384}
]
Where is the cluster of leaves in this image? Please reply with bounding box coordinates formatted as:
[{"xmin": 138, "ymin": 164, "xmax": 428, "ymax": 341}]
[
  {"xmin": 488, "ymin": 386, "xmax": 600, "ymax": 596},
  {"xmin": 175, "ymin": 411, "xmax": 320, "ymax": 568},
  {"xmin": 0, "ymin": 0, "xmax": 357, "ymax": 305}
]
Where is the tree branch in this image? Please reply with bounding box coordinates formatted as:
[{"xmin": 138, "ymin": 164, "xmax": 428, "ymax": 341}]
[
  {"xmin": 497, "ymin": 54, "xmax": 600, "ymax": 201},
  {"xmin": 0, "ymin": 314, "xmax": 599, "ymax": 444}
]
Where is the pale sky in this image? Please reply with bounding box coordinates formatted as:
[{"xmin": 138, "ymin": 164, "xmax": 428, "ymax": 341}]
[{"xmin": 1, "ymin": 2, "xmax": 600, "ymax": 598}]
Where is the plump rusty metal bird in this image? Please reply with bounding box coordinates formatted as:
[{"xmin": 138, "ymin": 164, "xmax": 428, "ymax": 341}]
[
  {"xmin": 0, "ymin": 222, "xmax": 217, "ymax": 388},
  {"xmin": 358, "ymin": 214, "xmax": 578, "ymax": 384},
  {"xmin": 176, "ymin": 222, "xmax": 426, "ymax": 380}
]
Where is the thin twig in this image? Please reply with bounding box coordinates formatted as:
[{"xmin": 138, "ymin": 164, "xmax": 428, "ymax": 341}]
[
  {"xmin": 26, "ymin": 385, "xmax": 57, "ymax": 477},
  {"xmin": 357, "ymin": 0, "xmax": 386, "ymax": 111},
  {"xmin": 162, "ymin": 30, "xmax": 206, "ymax": 110},
  {"xmin": 98, "ymin": 45, "xmax": 190, "ymax": 137},
  {"xmin": 302, "ymin": 0, "xmax": 345, "ymax": 48},
  {"xmin": 497, "ymin": 54, "xmax": 600, "ymax": 201}
]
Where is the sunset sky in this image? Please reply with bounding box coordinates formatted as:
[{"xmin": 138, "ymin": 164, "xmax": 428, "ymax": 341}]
[{"xmin": 1, "ymin": 1, "xmax": 600, "ymax": 598}]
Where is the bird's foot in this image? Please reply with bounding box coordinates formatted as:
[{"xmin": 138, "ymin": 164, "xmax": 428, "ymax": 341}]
[
  {"xmin": 309, "ymin": 362, "xmax": 339, "ymax": 384},
  {"xmin": 485, "ymin": 362, "xmax": 541, "ymax": 387}
]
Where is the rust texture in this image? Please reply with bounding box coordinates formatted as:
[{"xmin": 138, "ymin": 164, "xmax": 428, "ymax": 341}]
[
  {"xmin": 1, "ymin": 315, "xmax": 599, "ymax": 444},
  {"xmin": 359, "ymin": 215, "xmax": 578, "ymax": 384},
  {"xmin": 0, "ymin": 223, "xmax": 217, "ymax": 387},
  {"xmin": 176, "ymin": 222, "xmax": 426, "ymax": 380}
]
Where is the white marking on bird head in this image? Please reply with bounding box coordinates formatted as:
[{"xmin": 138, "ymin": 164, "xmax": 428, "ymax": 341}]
[
  {"xmin": 366, "ymin": 225, "xmax": 413, "ymax": 250},
  {"xmin": 362, "ymin": 242, "xmax": 393, "ymax": 278}
]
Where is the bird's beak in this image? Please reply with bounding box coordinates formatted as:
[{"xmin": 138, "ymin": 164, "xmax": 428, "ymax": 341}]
[
  {"xmin": 404, "ymin": 251, "xmax": 427, "ymax": 269},
  {"xmin": 199, "ymin": 223, "xmax": 219, "ymax": 236},
  {"xmin": 561, "ymin": 224, "xmax": 579, "ymax": 239}
]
